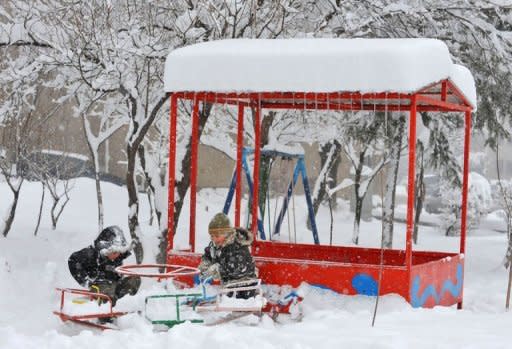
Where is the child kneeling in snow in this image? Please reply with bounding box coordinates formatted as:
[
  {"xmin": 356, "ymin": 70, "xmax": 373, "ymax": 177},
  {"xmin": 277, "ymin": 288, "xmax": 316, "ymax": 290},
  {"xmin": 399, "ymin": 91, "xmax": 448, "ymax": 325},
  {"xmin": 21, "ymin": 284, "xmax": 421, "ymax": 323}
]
[{"xmin": 68, "ymin": 226, "xmax": 141, "ymax": 306}]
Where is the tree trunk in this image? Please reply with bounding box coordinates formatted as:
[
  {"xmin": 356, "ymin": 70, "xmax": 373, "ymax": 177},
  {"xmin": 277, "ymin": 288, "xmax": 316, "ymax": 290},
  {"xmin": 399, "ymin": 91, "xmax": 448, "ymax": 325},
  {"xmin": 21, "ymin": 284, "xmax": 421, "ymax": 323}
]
[
  {"xmin": 257, "ymin": 111, "xmax": 275, "ymax": 222},
  {"xmin": 413, "ymin": 142, "xmax": 425, "ymax": 244},
  {"xmin": 33, "ymin": 183, "xmax": 45, "ymax": 236},
  {"xmin": 50, "ymin": 193, "xmax": 69, "ymax": 230},
  {"xmin": 504, "ymin": 214, "xmax": 512, "ymax": 269},
  {"xmin": 382, "ymin": 116, "xmax": 405, "ymax": 248},
  {"xmin": 81, "ymin": 113, "xmax": 104, "ymax": 233},
  {"xmin": 352, "ymin": 153, "xmax": 365, "ymax": 245},
  {"xmin": 309, "ymin": 139, "xmax": 341, "ymax": 229},
  {"xmin": 137, "ymin": 145, "xmax": 156, "ymax": 226},
  {"xmin": 2, "ymin": 180, "xmax": 22, "ymax": 237},
  {"xmin": 123, "ymin": 92, "xmax": 168, "ymax": 264},
  {"xmin": 95, "ymin": 170, "xmax": 104, "ymax": 232},
  {"xmin": 126, "ymin": 142, "xmax": 144, "ymax": 263},
  {"xmin": 353, "ymin": 196, "xmax": 363, "ymax": 245},
  {"xmin": 147, "ymin": 190, "xmax": 155, "ymax": 226},
  {"xmin": 327, "ymin": 148, "xmax": 341, "ymax": 209}
]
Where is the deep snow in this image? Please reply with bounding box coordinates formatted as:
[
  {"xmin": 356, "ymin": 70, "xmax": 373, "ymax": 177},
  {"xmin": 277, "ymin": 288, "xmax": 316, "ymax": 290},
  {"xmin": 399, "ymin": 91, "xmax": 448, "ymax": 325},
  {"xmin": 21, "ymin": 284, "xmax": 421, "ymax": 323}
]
[{"xmin": 0, "ymin": 178, "xmax": 511, "ymax": 348}]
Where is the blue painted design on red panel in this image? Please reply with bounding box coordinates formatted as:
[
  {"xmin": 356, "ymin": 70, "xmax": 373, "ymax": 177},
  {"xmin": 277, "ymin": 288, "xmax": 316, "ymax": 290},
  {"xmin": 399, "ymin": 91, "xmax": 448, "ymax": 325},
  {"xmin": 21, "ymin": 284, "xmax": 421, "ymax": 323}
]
[
  {"xmin": 410, "ymin": 264, "xmax": 463, "ymax": 308},
  {"xmin": 351, "ymin": 273, "xmax": 378, "ymax": 296}
]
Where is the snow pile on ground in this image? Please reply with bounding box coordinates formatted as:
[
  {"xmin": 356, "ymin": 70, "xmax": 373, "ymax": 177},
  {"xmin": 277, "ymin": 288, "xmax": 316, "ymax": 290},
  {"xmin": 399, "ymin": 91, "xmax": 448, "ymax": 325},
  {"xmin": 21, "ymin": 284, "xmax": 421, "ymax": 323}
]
[{"xmin": 0, "ymin": 178, "xmax": 511, "ymax": 348}]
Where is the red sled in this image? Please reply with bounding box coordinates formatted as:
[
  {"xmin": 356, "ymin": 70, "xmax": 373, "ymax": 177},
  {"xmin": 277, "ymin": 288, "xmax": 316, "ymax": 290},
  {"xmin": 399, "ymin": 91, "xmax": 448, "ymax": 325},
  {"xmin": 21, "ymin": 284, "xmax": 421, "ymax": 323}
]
[{"xmin": 53, "ymin": 288, "xmax": 128, "ymax": 330}]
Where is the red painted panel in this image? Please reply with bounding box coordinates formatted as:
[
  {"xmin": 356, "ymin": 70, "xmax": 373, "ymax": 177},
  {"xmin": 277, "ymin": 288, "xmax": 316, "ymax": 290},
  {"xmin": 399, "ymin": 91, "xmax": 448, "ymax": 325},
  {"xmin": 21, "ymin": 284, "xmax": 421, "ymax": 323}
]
[
  {"xmin": 168, "ymin": 251, "xmax": 409, "ymax": 299},
  {"xmin": 410, "ymin": 254, "xmax": 464, "ymax": 308},
  {"xmin": 253, "ymin": 240, "xmax": 457, "ymax": 266},
  {"xmin": 168, "ymin": 246, "xmax": 463, "ymax": 308}
]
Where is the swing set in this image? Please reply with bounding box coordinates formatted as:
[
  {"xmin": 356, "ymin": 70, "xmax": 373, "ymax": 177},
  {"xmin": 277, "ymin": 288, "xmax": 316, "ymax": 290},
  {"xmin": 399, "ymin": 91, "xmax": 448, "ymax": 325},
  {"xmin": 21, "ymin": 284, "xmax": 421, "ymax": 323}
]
[
  {"xmin": 164, "ymin": 38, "xmax": 476, "ymax": 310},
  {"xmin": 223, "ymin": 147, "xmax": 319, "ymax": 243}
]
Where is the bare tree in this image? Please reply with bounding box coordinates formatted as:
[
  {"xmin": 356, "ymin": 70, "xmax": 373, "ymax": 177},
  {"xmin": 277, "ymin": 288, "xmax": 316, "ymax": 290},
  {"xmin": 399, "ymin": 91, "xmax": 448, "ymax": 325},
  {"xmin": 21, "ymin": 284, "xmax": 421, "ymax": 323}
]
[
  {"xmin": 381, "ymin": 114, "xmax": 406, "ymax": 248},
  {"xmin": 76, "ymin": 92, "xmax": 127, "ymax": 233},
  {"xmin": 494, "ymin": 143, "xmax": 512, "ymax": 309},
  {"xmin": 45, "ymin": 172, "xmax": 73, "ymax": 230},
  {"xmin": 0, "ymin": 46, "xmax": 45, "ymax": 236},
  {"xmin": 310, "ymin": 139, "xmax": 341, "ymax": 227},
  {"xmin": 340, "ymin": 114, "xmax": 388, "ymax": 245}
]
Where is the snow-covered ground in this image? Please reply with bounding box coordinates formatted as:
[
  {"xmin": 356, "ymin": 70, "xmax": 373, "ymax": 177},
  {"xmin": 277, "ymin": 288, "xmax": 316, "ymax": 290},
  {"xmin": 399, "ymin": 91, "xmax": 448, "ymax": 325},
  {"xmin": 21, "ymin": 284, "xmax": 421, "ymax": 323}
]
[{"xmin": 1, "ymin": 178, "xmax": 511, "ymax": 348}]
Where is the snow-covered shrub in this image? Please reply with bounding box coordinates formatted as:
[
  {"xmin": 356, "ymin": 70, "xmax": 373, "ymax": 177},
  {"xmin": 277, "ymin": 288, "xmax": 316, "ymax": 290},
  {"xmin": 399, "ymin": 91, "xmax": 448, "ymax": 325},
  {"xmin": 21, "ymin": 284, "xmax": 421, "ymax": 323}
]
[{"xmin": 440, "ymin": 172, "xmax": 492, "ymax": 235}]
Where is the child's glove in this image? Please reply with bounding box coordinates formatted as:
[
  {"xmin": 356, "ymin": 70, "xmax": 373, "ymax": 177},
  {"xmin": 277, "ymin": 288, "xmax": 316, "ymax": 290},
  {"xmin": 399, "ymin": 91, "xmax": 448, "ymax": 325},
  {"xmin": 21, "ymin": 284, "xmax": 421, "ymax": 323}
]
[
  {"xmin": 193, "ymin": 274, "xmax": 213, "ymax": 285},
  {"xmin": 203, "ymin": 263, "xmax": 221, "ymax": 280}
]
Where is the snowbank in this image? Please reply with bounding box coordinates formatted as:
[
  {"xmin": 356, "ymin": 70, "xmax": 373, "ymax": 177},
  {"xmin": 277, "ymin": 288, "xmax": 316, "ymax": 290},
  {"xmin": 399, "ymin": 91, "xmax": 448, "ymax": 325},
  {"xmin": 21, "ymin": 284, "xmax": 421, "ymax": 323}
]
[{"xmin": 0, "ymin": 179, "xmax": 510, "ymax": 348}]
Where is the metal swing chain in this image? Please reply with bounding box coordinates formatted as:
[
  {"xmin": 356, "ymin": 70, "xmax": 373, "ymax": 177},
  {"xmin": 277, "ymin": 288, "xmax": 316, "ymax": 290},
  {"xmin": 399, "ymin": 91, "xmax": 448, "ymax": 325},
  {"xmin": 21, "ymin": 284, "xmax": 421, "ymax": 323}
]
[
  {"xmin": 285, "ymin": 156, "xmax": 296, "ymax": 243},
  {"xmin": 272, "ymin": 157, "xmax": 282, "ymax": 239},
  {"xmin": 292, "ymin": 160, "xmax": 297, "ymax": 244},
  {"xmin": 266, "ymin": 156, "xmax": 274, "ymax": 237}
]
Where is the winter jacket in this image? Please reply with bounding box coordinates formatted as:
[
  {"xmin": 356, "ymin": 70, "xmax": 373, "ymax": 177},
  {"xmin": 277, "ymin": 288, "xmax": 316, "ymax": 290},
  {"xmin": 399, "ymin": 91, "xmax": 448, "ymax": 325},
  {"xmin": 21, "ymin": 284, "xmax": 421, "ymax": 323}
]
[
  {"xmin": 68, "ymin": 246, "xmax": 130, "ymax": 287},
  {"xmin": 199, "ymin": 228, "xmax": 256, "ymax": 284},
  {"xmin": 68, "ymin": 226, "xmax": 131, "ymax": 287}
]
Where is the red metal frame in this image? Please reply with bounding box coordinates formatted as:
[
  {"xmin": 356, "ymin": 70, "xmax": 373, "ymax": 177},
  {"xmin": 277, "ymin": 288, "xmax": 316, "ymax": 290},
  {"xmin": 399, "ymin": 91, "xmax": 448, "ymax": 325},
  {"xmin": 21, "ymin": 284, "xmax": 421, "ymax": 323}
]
[
  {"xmin": 115, "ymin": 264, "xmax": 199, "ymax": 278},
  {"xmin": 189, "ymin": 97, "xmax": 200, "ymax": 252},
  {"xmin": 167, "ymin": 94, "xmax": 178, "ymax": 254},
  {"xmin": 53, "ymin": 288, "xmax": 128, "ymax": 330},
  {"xmin": 235, "ymin": 104, "xmax": 245, "ymax": 226},
  {"xmin": 406, "ymin": 95, "xmax": 417, "ymax": 274},
  {"xmin": 166, "ymin": 78, "xmax": 473, "ymax": 309},
  {"xmin": 251, "ymin": 98, "xmax": 262, "ymax": 237}
]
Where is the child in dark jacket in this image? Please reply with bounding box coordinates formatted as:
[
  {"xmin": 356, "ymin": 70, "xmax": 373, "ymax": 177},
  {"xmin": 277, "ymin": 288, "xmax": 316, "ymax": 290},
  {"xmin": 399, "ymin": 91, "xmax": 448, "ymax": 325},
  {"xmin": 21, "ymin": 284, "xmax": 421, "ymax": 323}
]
[
  {"xmin": 68, "ymin": 226, "xmax": 141, "ymax": 306},
  {"xmin": 198, "ymin": 213, "xmax": 257, "ymax": 299}
]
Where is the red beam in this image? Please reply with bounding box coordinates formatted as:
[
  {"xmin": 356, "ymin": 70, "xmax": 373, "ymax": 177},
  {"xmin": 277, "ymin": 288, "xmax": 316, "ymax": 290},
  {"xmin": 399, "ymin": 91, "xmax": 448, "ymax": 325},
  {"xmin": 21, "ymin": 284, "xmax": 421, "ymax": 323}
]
[
  {"xmin": 260, "ymin": 101, "xmax": 408, "ymax": 111},
  {"xmin": 167, "ymin": 94, "xmax": 178, "ymax": 257},
  {"xmin": 189, "ymin": 98, "xmax": 200, "ymax": 252},
  {"xmin": 175, "ymin": 91, "xmax": 411, "ymax": 102},
  {"xmin": 182, "ymin": 100, "xmax": 468, "ymax": 113},
  {"xmin": 460, "ymin": 110, "xmax": 472, "ymax": 255},
  {"xmin": 251, "ymin": 99, "xmax": 262, "ymax": 239},
  {"xmin": 416, "ymin": 80, "xmax": 444, "ymax": 94},
  {"xmin": 174, "ymin": 91, "xmax": 471, "ymax": 113},
  {"xmin": 235, "ymin": 104, "xmax": 244, "ymax": 227},
  {"xmin": 446, "ymin": 80, "xmax": 473, "ymax": 109},
  {"xmin": 458, "ymin": 110, "xmax": 472, "ymax": 310},
  {"xmin": 405, "ymin": 96, "xmax": 417, "ymax": 274},
  {"xmin": 415, "ymin": 94, "xmax": 470, "ymax": 112}
]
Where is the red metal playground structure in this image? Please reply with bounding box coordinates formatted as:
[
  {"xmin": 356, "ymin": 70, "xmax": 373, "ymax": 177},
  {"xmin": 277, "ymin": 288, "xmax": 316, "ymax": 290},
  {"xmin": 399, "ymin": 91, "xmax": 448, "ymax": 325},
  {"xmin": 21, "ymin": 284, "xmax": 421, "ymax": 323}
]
[{"xmin": 164, "ymin": 39, "xmax": 476, "ymax": 309}]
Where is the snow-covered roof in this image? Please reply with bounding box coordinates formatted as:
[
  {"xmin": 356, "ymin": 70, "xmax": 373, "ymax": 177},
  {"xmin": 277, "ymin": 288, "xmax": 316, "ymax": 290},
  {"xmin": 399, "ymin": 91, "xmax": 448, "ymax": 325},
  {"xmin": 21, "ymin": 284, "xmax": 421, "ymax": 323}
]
[{"xmin": 164, "ymin": 38, "xmax": 476, "ymax": 108}]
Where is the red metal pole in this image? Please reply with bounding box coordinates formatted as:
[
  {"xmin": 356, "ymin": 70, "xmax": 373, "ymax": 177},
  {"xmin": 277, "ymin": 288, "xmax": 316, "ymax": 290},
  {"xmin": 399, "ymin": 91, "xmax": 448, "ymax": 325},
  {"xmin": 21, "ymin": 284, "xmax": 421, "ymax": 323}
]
[
  {"xmin": 59, "ymin": 289, "xmax": 65, "ymax": 310},
  {"xmin": 235, "ymin": 103, "xmax": 245, "ymax": 227},
  {"xmin": 189, "ymin": 97, "xmax": 200, "ymax": 252},
  {"xmin": 251, "ymin": 98, "xmax": 261, "ymax": 238},
  {"xmin": 441, "ymin": 81, "xmax": 448, "ymax": 102},
  {"xmin": 460, "ymin": 110, "xmax": 472, "ymax": 255},
  {"xmin": 166, "ymin": 94, "xmax": 178, "ymax": 260},
  {"xmin": 405, "ymin": 95, "xmax": 417, "ymax": 272}
]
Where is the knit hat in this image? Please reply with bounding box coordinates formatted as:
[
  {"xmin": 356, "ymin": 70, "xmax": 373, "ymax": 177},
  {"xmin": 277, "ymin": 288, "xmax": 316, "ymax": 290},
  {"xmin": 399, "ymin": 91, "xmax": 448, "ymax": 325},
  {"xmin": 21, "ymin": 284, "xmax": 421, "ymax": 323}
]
[
  {"xmin": 94, "ymin": 225, "xmax": 131, "ymax": 256},
  {"xmin": 208, "ymin": 213, "xmax": 234, "ymax": 235}
]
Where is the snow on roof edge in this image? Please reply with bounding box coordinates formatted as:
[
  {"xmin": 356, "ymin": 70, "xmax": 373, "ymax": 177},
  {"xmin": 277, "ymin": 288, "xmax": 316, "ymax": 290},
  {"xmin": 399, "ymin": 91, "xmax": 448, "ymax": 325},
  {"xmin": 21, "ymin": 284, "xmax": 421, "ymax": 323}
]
[
  {"xmin": 449, "ymin": 64, "xmax": 477, "ymax": 110},
  {"xmin": 165, "ymin": 38, "xmax": 476, "ymax": 110}
]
